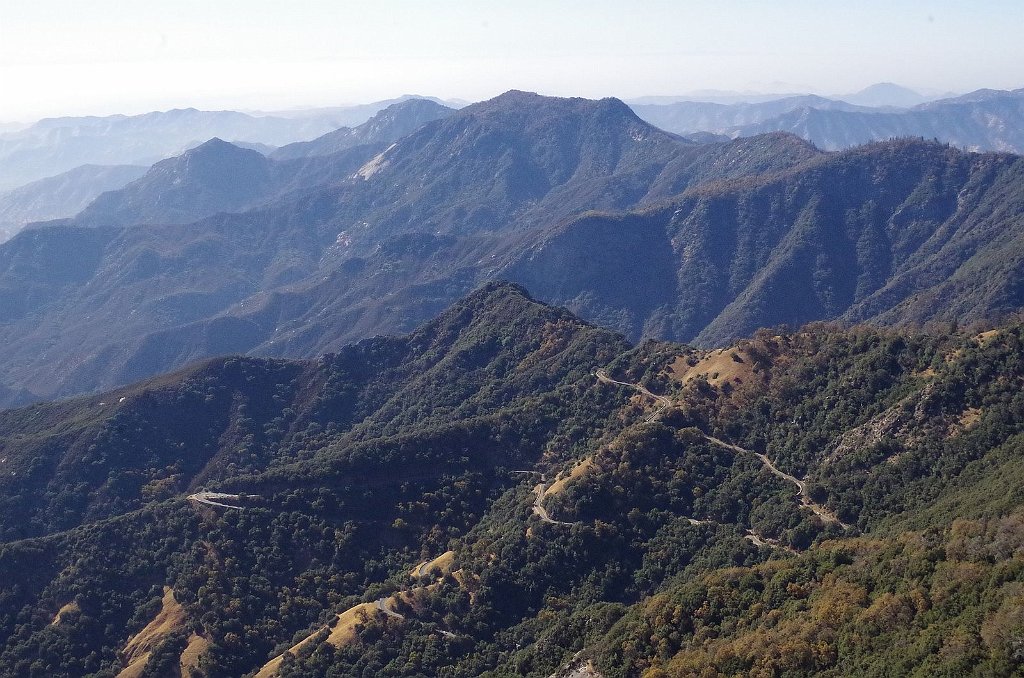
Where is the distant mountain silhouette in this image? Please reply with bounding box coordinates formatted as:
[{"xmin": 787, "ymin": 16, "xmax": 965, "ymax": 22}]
[
  {"xmin": 838, "ymin": 82, "xmax": 933, "ymax": 108},
  {"xmin": 732, "ymin": 88, "xmax": 1024, "ymax": 152},
  {"xmin": 631, "ymin": 95, "xmax": 872, "ymax": 135},
  {"xmin": 0, "ymin": 164, "xmax": 147, "ymax": 241},
  {"xmin": 0, "ymin": 107, "xmax": 369, "ymax": 190}
]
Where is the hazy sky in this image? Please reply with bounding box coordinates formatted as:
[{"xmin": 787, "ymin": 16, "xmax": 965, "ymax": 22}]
[{"xmin": 1, "ymin": 0, "xmax": 1022, "ymax": 121}]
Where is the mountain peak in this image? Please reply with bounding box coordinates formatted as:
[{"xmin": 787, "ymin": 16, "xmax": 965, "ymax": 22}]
[
  {"xmin": 463, "ymin": 279, "xmax": 535, "ymax": 303},
  {"xmin": 185, "ymin": 137, "xmax": 255, "ymax": 157},
  {"xmin": 842, "ymin": 82, "xmax": 928, "ymax": 107},
  {"xmin": 358, "ymin": 98, "xmax": 453, "ymax": 131},
  {"xmin": 471, "ymin": 90, "xmax": 633, "ymax": 117},
  {"xmin": 270, "ymin": 98, "xmax": 455, "ymax": 161},
  {"xmin": 75, "ymin": 137, "xmax": 273, "ymax": 227}
]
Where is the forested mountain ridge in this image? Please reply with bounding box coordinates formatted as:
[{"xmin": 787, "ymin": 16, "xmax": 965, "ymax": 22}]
[
  {"xmin": 0, "ymin": 92, "xmax": 821, "ymax": 406},
  {"xmin": 3, "ymin": 284, "xmax": 1024, "ymax": 676},
  {"xmin": 0, "ymin": 282, "xmax": 628, "ymax": 543},
  {"xmin": 73, "ymin": 139, "xmax": 282, "ymax": 227}
]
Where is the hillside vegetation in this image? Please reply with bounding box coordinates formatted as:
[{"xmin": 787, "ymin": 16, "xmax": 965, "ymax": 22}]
[{"xmin": 2, "ymin": 285, "xmax": 1024, "ymax": 676}]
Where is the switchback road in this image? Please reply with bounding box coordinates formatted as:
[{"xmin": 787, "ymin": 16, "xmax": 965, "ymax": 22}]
[{"xmin": 596, "ymin": 371, "xmax": 848, "ymax": 529}]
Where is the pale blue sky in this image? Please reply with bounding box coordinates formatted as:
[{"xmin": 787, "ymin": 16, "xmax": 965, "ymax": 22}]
[{"xmin": 1, "ymin": 0, "xmax": 1022, "ymax": 120}]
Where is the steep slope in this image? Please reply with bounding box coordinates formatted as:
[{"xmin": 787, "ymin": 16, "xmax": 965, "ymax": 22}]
[
  {"xmin": 0, "ymin": 284, "xmax": 641, "ymax": 676},
  {"xmin": 270, "ymin": 98, "xmax": 455, "ymax": 160},
  {"xmin": 0, "ymin": 164, "xmax": 147, "ymax": 240},
  {"xmin": 505, "ymin": 139, "xmax": 1024, "ymax": 345},
  {"xmin": 4, "ymin": 291, "xmax": 1024, "ymax": 677},
  {"xmin": 734, "ymin": 88, "xmax": 1024, "ymax": 152},
  {"xmin": 0, "ymin": 92, "xmax": 820, "ymax": 404}
]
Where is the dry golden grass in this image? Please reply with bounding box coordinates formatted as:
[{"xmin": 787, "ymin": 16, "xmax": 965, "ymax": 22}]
[
  {"xmin": 956, "ymin": 406, "xmax": 983, "ymax": 433},
  {"xmin": 256, "ymin": 599, "xmax": 406, "ymax": 677},
  {"xmin": 51, "ymin": 601, "xmax": 79, "ymax": 626},
  {"xmin": 544, "ymin": 457, "xmax": 595, "ymax": 498},
  {"xmin": 325, "ymin": 602, "xmax": 381, "ymax": 646},
  {"xmin": 976, "ymin": 329, "xmax": 1000, "ymax": 345},
  {"xmin": 410, "ymin": 550, "xmax": 455, "ymax": 578},
  {"xmin": 669, "ymin": 348, "xmax": 756, "ymax": 386},
  {"xmin": 179, "ymin": 633, "xmax": 211, "ymax": 677},
  {"xmin": 116, "ymin": 587, "xmax": 187, "ymax": 678},
  {"xmin": 256, "ymin": 558, "xmax": 479, "ymax": 676}
]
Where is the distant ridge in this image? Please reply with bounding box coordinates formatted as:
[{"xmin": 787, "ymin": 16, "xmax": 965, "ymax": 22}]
[
  {"xmin": 730, "ymin": 87, "xmax": 1024, "ymax": 152},
  {"xmin": 0, "ymin": 103, "xmax": 438, "ymax": 190},
  {"xmin": 271, "ymin": 98, "xmax": 454, "ymax": 160},
  {"xmin": 0, "ymin": 164, "xmax": 147, "ymax": 241}
]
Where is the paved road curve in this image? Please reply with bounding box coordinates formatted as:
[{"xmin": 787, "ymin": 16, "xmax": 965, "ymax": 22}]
[
  {"xmin": 374, "ymin": 597, "xmax": 404, "ymax": 619},
  {"xmin": 532, "ymin": 480, "xmax": 577, "ymax": 526},
  {"xmin": 187, "ymin": 492, "xmax": 246, "ymax": 509}
]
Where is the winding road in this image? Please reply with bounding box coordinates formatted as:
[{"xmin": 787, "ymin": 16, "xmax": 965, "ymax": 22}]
[
  {"xmin": 595, "ymin": 371, "xmax": 848, "ymax": 529},
  {"xmin": 703, "ymin": 436, "xmax": 849, "ymax": 528},
  {"xmin": 595, "ymin": 369, "xmax": 671, "ymax": 422},
  {"xmin": 744, "ymin": 530, "xmax": 797, "ymax": 553},
  {"xmin": 374, "ymin": 597, "xmax": 404, "ymax": 619}
]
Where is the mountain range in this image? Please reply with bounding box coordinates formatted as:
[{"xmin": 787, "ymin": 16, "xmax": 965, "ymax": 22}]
[
  {"xmin": 633, "ymin": 87, "xmax": 1024, "ymax": 153},
  {"xmin": 627, "ymin": 82, "xmax": 944, "ymax": 108},
  {"xmin": 5, "ymin": 78, "xmax": 1024, "ymax": 677},
  {"xmin": 734, "ymin": 88, "xmax": 1024, "ymax": 152},
  {"xmin": 630, "ymin": 95, "xmax": 875, "ymax": 137},
  {"xmin": 0, "ymin": 92, "xmax": 827, "ymax": 405},
  {"xmin": 2, "ymin": 92, "xmax": 1024, "ymax": 408},
  {"xmin": 47, "ymin": 100, "xmax": 455, "ymax": 231},
  {"xmin": 0, "ymin": 98, "xmax": 452, "ymax": 192}
]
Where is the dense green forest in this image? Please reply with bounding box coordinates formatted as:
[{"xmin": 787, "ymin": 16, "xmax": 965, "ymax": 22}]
[{"xmin": 2, "ymin": 283, "xmax": 1024, "ymax": 677}]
